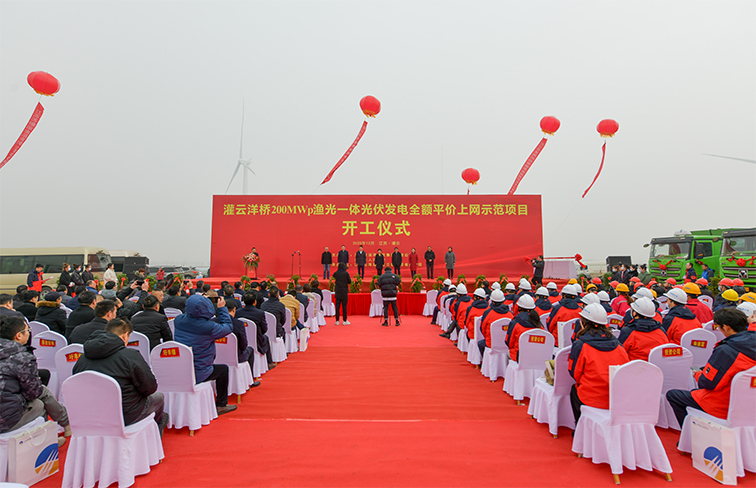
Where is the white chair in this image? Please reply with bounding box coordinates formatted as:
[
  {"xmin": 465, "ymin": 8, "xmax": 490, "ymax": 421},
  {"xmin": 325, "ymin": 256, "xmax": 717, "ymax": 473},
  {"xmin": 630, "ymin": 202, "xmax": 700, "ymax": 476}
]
[
  {"xmin": 457, "ymin": 316, "xmax": 469, "ymax": 352},
  {"xmin": 466, "ymin": 316, "xmax": 483, "ymax": 366},
  {"xmin": 61, "ymin": 371, "xmax": 164, "ymax": 488},
  {"xmin": 438, "ymin": 298, "xmax": 449, "ymax": 330},
  {"xmin": 31, "ymin": 330, "xmax": 67, "ymax": 399},
  {"xmin": 306, "ymin": 298, "xmax": 318, "ymax": 333},
  {"xmin": 572, "ymin": 360, "xmax": 672, "ymax": 484},
  {"xmin": 150, "ymin": 342, "xmax": 218, "ymax": 436},
  {"xmin": 238, "ymin": 318, "xmax": 268, "ymax": 378},
  {"xmin": 680, "ymin": 328, "xmax": 716, "ymax": 369},
  {"xmin": 527, "ymin": 347, "xmax": 575, "ymax": 438},
  {"xmin": 126, "ymin": 331, "xmax": 151, "ymax": 365},
  {"xmin": 265, "ymin": 311, "xmax": 287, "ymax": 363},
  {"xmin": 314, "ymin": 294, "xmax": 326, "ymax": 326},
  {"xmin": 233, "ymin": 293, "xmax": 242, "ymax": 301},
  {"xmin": 164, "ymin": 307, "xmax": 182, "ymax": 319},
  {"xmin": 54, "ymin": 343, "xmax": 85, "ymax": 392},
  {"xmin": 606, "ymin": 314, "xmax": 623, "ymax": 329},
  {"xmin": 423, "ymin": 290, "xmax": 438, "ymax": 316},
  {"xmin": 369, "ymin": 289, "xmax": 383, "ymax": 317},
  {"xmin": 298, "ymin": 303, "xmax": 306, "ymax": 331},
  {"xmin": 657, "ymin": 296, "xmax": 669, "ymax": 312},
  {"xmin": 504, "ymin": 329, "xmax": 555, "ymax": 403},
  {"xmin": 697, "ymin": 294, "xmax": 713, "ymax": 310},
  {"xmin": 648, "ymin": 343, "xmax": 694, "ymax": 430},
  {"xmin": 0, "ymin": 417, "xmax": 46, "ymax": 482},
  {"xmin": 678, "ymin": 366, "xmax": 756, "ymax": 478},
  {"xmin": 283, "ymin": 308, "xmax": 298, "ymax": 354},
  {"xmin": 703, "ymin": 320, "xmax": 725, "ymax": 342},
  {"xmin": 557, "ymin": 318, "xmax": 579, "ymax": 349},
  {"xmin": 214, "ymin": 333, "xmax": 253, "ymax": 402},
  {"xmin": 167, "ymin": 318, "xmax": 175, "ymax": 335},
  {"xmin": 60, "ymin": 304, "xmax": 73, "ymax": 318},
  {"xmin": 539, "ymin": 313, "xmax": 550, "ymax": 329},
  {"xmin": 29, "ymin": 320, "xmax": 50, "ymax": 336},
  {"xmin": 321, "ymin": 289, "xmax": 335, "ymax": 316},
  {"xmin": 481, "ymin": 318, "xmax": 511, "ymax": 381}
]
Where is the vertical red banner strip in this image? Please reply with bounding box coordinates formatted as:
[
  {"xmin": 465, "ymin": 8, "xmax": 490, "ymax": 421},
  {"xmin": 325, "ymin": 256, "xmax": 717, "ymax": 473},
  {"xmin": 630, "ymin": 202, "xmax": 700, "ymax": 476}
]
[
  {"xmin": 582, "ymin": 141, "xmax": 606, "ymax": 198},
  {"xmin": 321, "ymin": 121, "xmax": 368, "ymax": 185},
  {"xmin": 507, "ymin": 137, "xmax": 547, "ymax": 195},
  {"xmin": 0, "ymin": 103, "xmax": 45, "ymax": 171}
]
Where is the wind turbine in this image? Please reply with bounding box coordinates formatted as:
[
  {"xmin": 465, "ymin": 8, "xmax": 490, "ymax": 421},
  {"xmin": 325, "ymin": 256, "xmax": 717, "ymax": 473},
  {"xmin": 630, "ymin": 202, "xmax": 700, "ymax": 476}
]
[
  {"xmin": 224, "ymin": 102, "xmax": 256, "ymax": 195},
  {"xmin": 703, "ymin": 153, "xmax": 756, "ymax": 165}
]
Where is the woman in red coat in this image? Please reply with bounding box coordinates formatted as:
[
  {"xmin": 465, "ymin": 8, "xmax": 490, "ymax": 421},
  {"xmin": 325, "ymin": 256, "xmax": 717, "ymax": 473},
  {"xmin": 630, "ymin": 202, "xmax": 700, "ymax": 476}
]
[{"xmin": 408, "ymin": 248, "xmax": 419, "ymax": 277}]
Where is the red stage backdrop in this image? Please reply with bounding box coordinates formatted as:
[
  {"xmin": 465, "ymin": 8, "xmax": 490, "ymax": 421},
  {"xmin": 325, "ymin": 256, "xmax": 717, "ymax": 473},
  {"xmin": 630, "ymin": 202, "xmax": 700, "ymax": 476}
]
[{"xmin": 211, "ymin": 195, "xmax": 543, "ymax": 279}]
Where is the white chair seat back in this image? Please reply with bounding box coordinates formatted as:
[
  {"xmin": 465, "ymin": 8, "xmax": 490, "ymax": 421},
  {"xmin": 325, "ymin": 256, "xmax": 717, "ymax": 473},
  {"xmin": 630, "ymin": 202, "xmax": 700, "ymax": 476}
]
[
  {"xmin": 703, "ymin": 320, "xmax": 725, "ymax": 342},
  {"xmin": 557, "ymin": 318, "xmax": 579, "ymax": 348},
  {"xmin": 62, "ymin": 371, "xmax": 126, "ymax": 437},
  {"xmin": 609, "ymin": 360, "xmax": 663, "ymax": 425},
  {"xmin": 32, "ymin": 330, "xmax": 67, "ymax": 370},
  {"xmin": 126, "ymin": 331, "xmax": 151, "ymax": 365},
  {"xmin": 29, "ymin": 320, "xmax": 50, "ymax": 336},
  {"xmin": 215, "ymin": 333, "xmax": 239, "ymax": 366},
  {"xmin": 517, "ymin": 329, "xmax": 555, "ymax": 370},
  {"xmin": 238, "ymin": 318, "xmax": 258, "ymax": 353},
  {"xmin": 607, "ymin": 314, "xmax": 623, "ymax": 329},
  {"xmin": 150, "ymin": 341, "xmax": 198, "ymax": 393},
  {"xmin": 306, "ymin": 298, "xmax": 316, "ymax": 330},
  {"xmin": 167, "ymin": 318, "xmax": 175, "ymax": 335},
  {"xmin": 264, "ymin": 312, "xmax": 277, "ymax": 343},
  {"xmin": 489, "ymin": 318, "xmax": 511, "ymax": 353},
  {"xmin": 164, "ymin": 307, "xmax": 182, "ymax": 319},
  {"xmin": 697, "ymin": 294, "xmax": 713, "ymax": 310},
  {"xmin": 553, "ymin": 346, "xmax": 576, "ymax": 397},
  {"xmin": 322, "ymin": 289, "xmax": 335, "ymax": 316},
  {"xmin": 473, "ymin": 316, "xmax": 482, "ymax": 343},
  {"xmin": 539, "ymin": 313, "xmax": 549, "ymax": 328},
  {"xmin": 299, "ymin": 303, "xmax": 305, "ymax": 327},
  {"xmin": 648, "ymin": 343, "xmax": 694, "ymax": 394},
  {"xmin": 370, "ymin": 289, "xmax": 382, "ymax": 306},
  {"xmin": 54, "ymin": 343, "xmax": 84, "ymax": 387},
  {"xmin": 424, "ymin": 290, "xmax": 438, "ymax": 316},
  {"xmin": 680, "ymin": 328, "xmax": 716, "ymax": 369},
  {"xmin": 728, "ymin": 366, "xmax": 756, "ymax": 428}
]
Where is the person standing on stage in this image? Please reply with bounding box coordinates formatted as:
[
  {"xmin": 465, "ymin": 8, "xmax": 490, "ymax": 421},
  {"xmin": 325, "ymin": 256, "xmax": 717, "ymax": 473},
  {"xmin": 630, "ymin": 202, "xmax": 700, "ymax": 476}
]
[
  {"xmin": 408, "ymin": 248, "xmax": 419, "ymax": 277},
  {"xmin": 355, "ymin": 245, "xmax": 367, "ymax": 279},
  {"xmin": 445, "ymin": 246, "xmax": 456, "ymax": 280},
  {"xmin": 374, "ymin": 249, "xmax": 385, "ymax": 277},
  {"xmin": 250, "ymin": 247, "xmax": 260, "ymax": 278},
  {"xmin": 424, "ymin": 246, "xmax": 435, "ymax": 279},
  {"xmin": 338, "ymin": 245, "xmax": 349, "ymax": 269},
  {"xmin": 391, "ymin": 247, "xmax": 402, "ymax": 276},
  {"xmin": 531, "ymin": 255, "xmax": 544, "ymax": 287},
  {"xmin": 321, "ymin": 247, "xmax": 333, "ymax": 280}
]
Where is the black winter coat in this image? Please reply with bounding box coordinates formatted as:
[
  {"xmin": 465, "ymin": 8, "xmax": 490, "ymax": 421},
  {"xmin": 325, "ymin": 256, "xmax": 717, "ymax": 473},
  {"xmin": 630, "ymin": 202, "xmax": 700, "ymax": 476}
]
[
  {"xmin": 65, "ymin": 306, "xmax": 95, "ymax": 339},
  {"xmin": 69, "ymin": 317, "xmax": 108, "ymax": 345},
  {"xmin": 375, "ymin": 254, "xmax": 385, "ymax": 271},
  {"xmin": 424, "ymin": 250, "xmax": 435, "ymax": 263},
  {"xmin": 333, "ymin": 269, "xmax": 351, "ymax": 299},
  {"xmin": 355, "ymin": 251, "xmax": 367, "ymax": 266},
  {"xmin": 392, "ymin": 252, "xmax": 402, "ymax": 268},
  {"xmin": 34, "ymin": 301, "xmax": 68, "ymax": 335},
  {"xmin": 16, "ymin": 302, "xmax": 37, "ymax": 323},
  {"xmin": 378, "ymin": 271, "xmax": 400, "ymax": 298},
  {"xmin": 321, "ymin": 251, "xmax": 332, "ymax": 265},
  {"xmin": 130, "ymin": 309, "xmax": 173, "ymax": 350},
  {"xmin": 74, "ymin": 329, "xmax": 158, "ymax": 425}
]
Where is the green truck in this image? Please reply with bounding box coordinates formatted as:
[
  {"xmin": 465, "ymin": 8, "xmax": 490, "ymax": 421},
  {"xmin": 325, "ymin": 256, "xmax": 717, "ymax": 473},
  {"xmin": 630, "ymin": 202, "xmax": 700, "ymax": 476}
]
[{"xmin": 647, "ymin": 228, "xmax": 756, "ymax": 290}]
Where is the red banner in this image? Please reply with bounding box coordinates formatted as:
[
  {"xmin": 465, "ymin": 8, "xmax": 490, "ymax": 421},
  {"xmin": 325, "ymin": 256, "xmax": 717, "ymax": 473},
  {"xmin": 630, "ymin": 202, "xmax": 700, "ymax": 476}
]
[
  {"xmin": 0, "ymin": 102, "xmax": 44, "ymax": 171},
  {"xmin": 507, "ymin": 137, "xmax": 547, "ymax": 195},
  {"xmin": 321, "ymin": 121, "xmax": 368, "ymax": 185},
  {"xmin": 582, "ymin": 141, "xmax": 606, "ymax": 198},
  {"xmin": 211, "ymin": 194, "xmax": 543, "ymax": 279}
]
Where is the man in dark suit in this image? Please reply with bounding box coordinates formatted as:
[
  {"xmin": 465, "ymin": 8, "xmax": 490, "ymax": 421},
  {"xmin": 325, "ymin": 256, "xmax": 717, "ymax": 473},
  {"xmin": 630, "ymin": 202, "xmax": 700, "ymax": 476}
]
[
  {"xmin": 337, "ymin": 245, "xmax": 349, "ymax": 269},
  {"xmin": 391, "ymin": 247, "xmax": 402, "ymax": 276},
  {"xmin": 163, "ymin": 285, "xmax": 187, "ymax": 312},
  {"xmin": 244, "ymin": 290, "xmax": 275, "ymax": 368},
  {"xmin": 69, "ymin": 300, "xmax": 117, "ymax": 345},
  {"xmin": 355, "ymin": 245, "xmax": 367, "ymax": 279}
]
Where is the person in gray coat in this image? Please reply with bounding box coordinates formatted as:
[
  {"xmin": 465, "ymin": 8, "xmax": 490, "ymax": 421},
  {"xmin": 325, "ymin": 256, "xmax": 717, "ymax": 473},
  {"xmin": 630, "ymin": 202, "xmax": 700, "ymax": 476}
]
[{"xmin": 445, "ymin": 246, "xmax": 456, "ymax": 279}]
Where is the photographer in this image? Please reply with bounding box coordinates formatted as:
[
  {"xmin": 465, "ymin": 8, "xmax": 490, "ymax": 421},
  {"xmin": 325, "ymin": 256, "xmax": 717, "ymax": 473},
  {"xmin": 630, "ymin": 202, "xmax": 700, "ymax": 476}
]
[{"xmin": 530, "ymin": 255, "xmax": 544, "ymax": 287}]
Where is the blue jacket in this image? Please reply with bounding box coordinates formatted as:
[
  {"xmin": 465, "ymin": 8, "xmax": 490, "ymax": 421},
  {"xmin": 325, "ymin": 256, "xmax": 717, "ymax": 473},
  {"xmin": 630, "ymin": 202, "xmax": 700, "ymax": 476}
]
[{"xmin": 174, "ymin": 295, "xmax": 233, "ymax": 383}]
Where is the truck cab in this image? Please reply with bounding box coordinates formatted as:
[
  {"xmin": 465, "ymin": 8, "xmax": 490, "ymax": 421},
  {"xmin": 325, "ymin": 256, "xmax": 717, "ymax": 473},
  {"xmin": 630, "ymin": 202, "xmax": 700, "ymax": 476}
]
[
  {"xmin": 719, "ymin": 227, "xmax": 756, "ymax": 290},
  {"xmin": 648, "ymin": 230, "xmax": 723, "ymax": 282}
]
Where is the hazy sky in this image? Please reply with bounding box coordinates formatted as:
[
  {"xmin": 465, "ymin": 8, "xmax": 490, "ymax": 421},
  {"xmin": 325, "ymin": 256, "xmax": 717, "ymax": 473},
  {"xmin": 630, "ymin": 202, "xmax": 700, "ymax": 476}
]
[{"xmin": 1, "ymin": 0, "xmax": 754, "ymax": 268}]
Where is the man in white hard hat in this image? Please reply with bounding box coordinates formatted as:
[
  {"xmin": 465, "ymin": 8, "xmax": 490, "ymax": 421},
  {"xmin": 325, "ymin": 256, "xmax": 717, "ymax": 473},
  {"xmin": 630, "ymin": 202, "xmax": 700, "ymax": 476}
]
[
  {"xmin": 617, "ymin": 297, "xmax": 668, "ymax": 361},
  {"xmin": 440, "ymin": 283, "xmax": 470, "ymax": 339},
  {"xmin": 662, "ymin": 288, "xmax": 702, "ymax": 345},
  {"xmin": 478, "ymin": 289, "xmax": 513, "ymax": 358},
  {"xmin": 430, "ymin": 279, "xmax": 453, "ymax": 325},
  {"xmin": 504, "ymin": 283, "xmax": 517, "ymax": 304},
  {"xmin": 546, "ymin": 284, "xmax": 581, "ymax": 340}
]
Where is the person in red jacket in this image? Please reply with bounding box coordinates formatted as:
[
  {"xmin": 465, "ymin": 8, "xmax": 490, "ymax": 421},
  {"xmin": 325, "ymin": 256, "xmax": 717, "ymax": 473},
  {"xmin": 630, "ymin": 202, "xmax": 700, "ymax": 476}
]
[
  {"xmin": 546, "ymin": 284, "xmax": 582, "ymax": 341},
  {"xmin": 478, "ymin": 290, "xmax": 513, "ymax": 357},
  {"xmin": 464, "ymin": 288, "xmax": 489, "ymax": 340},
  {"xmin": 568, "ymin": 303, "xmax": 630, "ymax": 423},
  {"xmin": 439, "ymin": 284, "xmax": 470, "ymax": 339},
  {"xmin": 430, "ymin": 279, "xmax": 452, "ymax": 325},
  {"xmin": 534, "ymin": 287, "xmax": 553, "ymax": 314},
  {"xmin": 408, "ymin": 248, "xmax": 419, "ymax": 277},
  {"xmin": 667, "ymin": 308, "xmax": 755, "ymax": 426},
  {"xmin": 546, "ymin": 282, "xmax": 561, "ymax": 304},
  {"xmin": 617, "ymin": 297, "xmax": 668, "ymax": 361},
  {"xmin": 505, "ymin": 295, "xmax": 542, "ymax": 362},
  {"xmin": 611, "ymin": 283, "xmax": 632, "ymax": 316},
  {"xmin": 683, "ymin": 282, "xmax": 714, "ymax": 325},
  {"xmin": 662, "ymin": 288, "xmax": 702, "ymax": 344}
]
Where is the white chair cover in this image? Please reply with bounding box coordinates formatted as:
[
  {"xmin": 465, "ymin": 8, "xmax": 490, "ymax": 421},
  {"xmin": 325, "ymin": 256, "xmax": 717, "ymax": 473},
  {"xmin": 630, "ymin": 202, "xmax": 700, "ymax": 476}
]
[
  {"xmin": 571, "ymin": 360, "xmax": 672, "ymax": 476},
  {"xmin": 29, "ymin": 320, "xmax": 50, "ymax": 336},
  {"xmin": 306, "ymin": 298, "xmax": 318, "ymax": 333},
  {"xmin": 481, "ymin": 318, "xmax": 510, "ymax": 381},
  {"xmin": 680, "ymin": 328, "xmax": 716, "ymax": 369},
  {"xmin": 557, "ymin": 318, "xmax": 579, "ymax": 349},
  {"xmin": 321, "ymin": 290, "xmax": 335, "ymax": 316},
  {"xmin": 314, "ymin": 294, "xmax": 326, "ymax": 326},
  {"xmin": 167, "ymin": 318, "xmax": 175, "ymax": 335},
  {"xmin": 657, "ymin": 296, "xmax": 669, "ymax": 312},
  {"xmin": 607, "ymin": 314, "xmax": 623, "ymax": 329},
  {"xmin": 164, "ymin": 307, "xmax": 182, "ymax": 319},
  {"xmin": 54, "ymin": 343, "xmax": 85, "ymax": 394},
  {"xmin": 697, "ymin": 294, "xmax": 713, "ymax": 310},
  {"xmin": 703, "ymin": 320, "xmax": 725, "ymax": 342},
  {"xmin": 648, "ymin": 343, "xmax": 694, "ymax": 430},
  {"xmin": 0, "ymin": 417, "xmax": 46, "ymax": 482},
  {"xmin": 214, "ymin": 333, "xmax": 253, "ymax": 395},
  {"xmin": 457, "ymin": 321, "xmax": 469, "ymax": 352},
  {"xmin": 61, "ymin": 371, "xmax": 164, "ymax": 488},
  {"xmin": 239, "ymin": 318, "xmax": 268, "ymax": 377},
  {"xmin": 438, "ymin": 299, "xmax": 449, "ymax": 330},
  {"xmin": 265, "ymin": 312, "xmax": 287, "ymax": 363},
  {"xmin": 678, "ymin": 366, "xmax": 756, "ymax": 477},
  {"xmin": 150, "ymin": 342, "xmax": 218, "ymax": 432},
  {"xmin": 539, "ymin": 313, "xmax": 550, "ymax": 328},
  {"xmin": 283, "ymin": 308, "xmax": 297, "ymax": 354},
  {"xmin": 466, "ymin": 317, "xmax": 482, "ymax": 365},
  {"xmin": 61, "ymin": 304, "xmax": 73, "ymax": 317},
  {"xmin": 423, "ymin": 290, "xmax": 438, "ymax": 316},
  {"xmin": 528, "ymin": 347, "xmax": 575, "ymax": 436},
  {"xmin": 369, "ymin": 290, "xmax": 383, "ymax": 317},
  {"xmin": 126, "ymin": 331, "xmax": 151, "ymax": 365},
  {"xmin": 504, "ymin": 329, "xmax": 555, "ymax": 401},
  {"xmin": 32, "ymin": 330, "xmax": 67, "ymax": 399}
]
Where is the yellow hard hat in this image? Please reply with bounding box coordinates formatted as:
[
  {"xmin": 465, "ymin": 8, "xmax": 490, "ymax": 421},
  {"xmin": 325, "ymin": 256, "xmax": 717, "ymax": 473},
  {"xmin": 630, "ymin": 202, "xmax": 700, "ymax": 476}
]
[
  {"xmin": 683, "ymin": 283, "xmax": 701, "ymax": 295},
  {"xmin": 568, "ymin": 279, "xmax": 578, "ymax": 284},
  {"xmin": 650, "ymin": 289, "xmax": 657, "ymax": 298},
  {"xmin": 616, "ymin": 283, "xmax": 630, "ymax": 293},
  {"xmin": 586, "ymin": 283, "xmax": 597, "ymax": 291},
  {"xmin": 740, "ymin": 292, "xmax": 756, "ymax": 304},
  {"xmin": 721, "ymin": 289, "xmax": 739, "ymax": 302}
]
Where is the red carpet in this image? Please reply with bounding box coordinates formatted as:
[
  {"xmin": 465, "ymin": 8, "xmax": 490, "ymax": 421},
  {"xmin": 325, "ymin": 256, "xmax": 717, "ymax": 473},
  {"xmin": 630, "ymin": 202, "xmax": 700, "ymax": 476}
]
[{"xmin": 39, "ymin": 315, "xmax": 755, "ymax": 487}]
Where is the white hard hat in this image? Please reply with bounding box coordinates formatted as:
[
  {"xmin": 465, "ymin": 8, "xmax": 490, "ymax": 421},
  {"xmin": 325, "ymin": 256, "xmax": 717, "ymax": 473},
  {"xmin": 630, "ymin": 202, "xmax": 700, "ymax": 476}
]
[
  {"xmin": 574, "ymin": 284, "xmax": 583, "ymax": 294},
  {"xmin": 535, "ymin": 287, "xmax": 548, "ymax": 296},
  {"xmin": 580, "ymin": 293, "xmax": 600, "ymax": 305},
  {"xmin": 443, "ymin": 279, "xmax": 452, "ymax": 286},
  {"xmin": 631, "ymin": 297, "xmax": 657, "ymax": 318},
  {"xmin": 664, "ymin": 288, "xmax": 688, "ymax": 305},
  {"xmin": 490, "ymin": 289, "xmax": 505, "ymax": 302},
  {"xmin": 517, "ymin": 295, "xmax": 536, "ymax": 310},
  {"xmin": 448, "ymin": 285, "xmax": 457, "ymax": 292},
  {"xmin": 473, "ymin": 288, "xmax": 486, "ymax": 298},
  {"xmin": 736, "ymin": 302, "xmax": 756, "ymax": 318},
  {"xmin": 580, "ymin": 303, "xmax": 608, "ymax": 325},
  {"xmin": 597, "ymin": 291, "xmax": 610, "ymax": 302},
  {"xmin": 456, "ymin": 283, "xmax": 468, "ymax": 295},
  {"xmin": 546, "ymin": 282, "xmax": 557, "ymax": 290},
  {"xmin": 633, "ymin": 288, "xmax": 654, "ymax": 301},
  {"xmin": 519, "ymin": 281, "xmax": 532, "ymax": 291},
  {"xmin": 562, "ymin": 284, "xmax": 577, "ymax": 296},
  {"xmin": 492, "ymin": 282, "xmax": 501, "ymax": 290},
  {"xmin": 519, "ymin": 278, "xmax": 529, "ymax": 285},
  {"xmin": 505, "ymin": 283, "xmax": 516, "ymax": 291}
]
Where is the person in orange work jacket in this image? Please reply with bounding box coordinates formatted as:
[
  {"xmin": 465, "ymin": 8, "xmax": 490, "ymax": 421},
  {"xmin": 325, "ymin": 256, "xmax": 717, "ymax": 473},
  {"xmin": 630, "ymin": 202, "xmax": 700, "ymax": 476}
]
[
  {"xmin": 617, "ymin": 297, "xmax": 668, "ymax": 361},
  {"xmin": 464, "ymin": 288, "xmax": 489, "ymax": 341},
  {"xmin": 667, "ymin": 308, "xmax": 756, "ymax": 428},
  {"xmin": 478, "ymin": 290, "xmax": 513, "ymax": 357},
  {"xmin": 611, "ymin": 283, "xmax": 632, "ymax": 316},
  {"xmin": 534, "ymin": 287, "xmax": 553, "ymax": 314},
  {"xmin": 662, "ymin": 288, "xmax": 702, "ymax": 344},
  {"xmin": 430, "ymin": 279, "xmax": 452, "ymax": 325},
  {"xmin": 568, "ymin": 303, "xmax": 630, "ymax": 424},
  {"xmin": 546, "ymin": 284, "xmax": 582, "ymax": 341},
  {"xmin": 505, "ymin": 295, "xmax": 543, "ymax": 362},
  {"xmin": 439, "ymin": 284, "xmax": 470, "ymax": 339},
  {"xmin": 546, "ymin": 282, "xmax": 561, "ymax": 304},
  {"xmin": 682, "ymin": 282, "xmax": 713, "ymax": 325}
]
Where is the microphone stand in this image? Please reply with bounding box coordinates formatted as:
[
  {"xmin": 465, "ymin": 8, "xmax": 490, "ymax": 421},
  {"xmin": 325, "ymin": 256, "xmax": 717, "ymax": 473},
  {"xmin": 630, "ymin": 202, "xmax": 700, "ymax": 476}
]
[{"xmin": 291, "ymin": 251, "xmax": 302, "ymax": 278}]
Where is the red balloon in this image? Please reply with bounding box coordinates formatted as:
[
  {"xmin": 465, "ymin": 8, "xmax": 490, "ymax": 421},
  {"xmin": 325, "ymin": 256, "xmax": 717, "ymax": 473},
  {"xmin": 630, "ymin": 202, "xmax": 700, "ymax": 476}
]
[
  {"xmin": 360, "ymin": 95, "xmax": 381, "ymax": 118},
  {"xmin": 27, "ymin": 71, "xmax": 60, "ymax": 96},
  {"xmin": 461, "ymin": 168, "xmax": 480, "ymax": 185},
  {"xmin": 540, "ymin": 116, "xmax": 560, "ymax": 135},
  {"xmin": 597, "ymin": 119, "xmax": 619, "ymax": 137}
]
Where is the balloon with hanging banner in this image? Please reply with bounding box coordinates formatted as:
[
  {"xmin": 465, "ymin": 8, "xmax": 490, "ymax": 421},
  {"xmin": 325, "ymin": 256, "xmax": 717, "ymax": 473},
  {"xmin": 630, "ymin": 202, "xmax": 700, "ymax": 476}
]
[
  {"xmin": 507, "ymin": 116, "xmax": 560, "ymax": 195},
  {"xmin": 582, "ymin": 119, "xmax": 619, "ymax": 198}
]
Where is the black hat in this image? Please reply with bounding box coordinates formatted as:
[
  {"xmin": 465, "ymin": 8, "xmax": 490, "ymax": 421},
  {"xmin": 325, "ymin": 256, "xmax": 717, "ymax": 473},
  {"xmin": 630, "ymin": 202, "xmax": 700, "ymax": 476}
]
[{"xmin": 45, "ymin": 291, "xmax": 62, "ymax": 301}]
